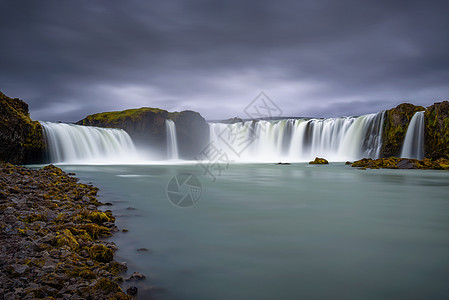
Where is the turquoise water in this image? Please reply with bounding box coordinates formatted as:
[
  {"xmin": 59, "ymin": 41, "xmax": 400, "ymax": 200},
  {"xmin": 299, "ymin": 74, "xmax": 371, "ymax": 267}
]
[{"xmin": 52, "ymin": 163, "xmax": 449, "ymax": 300}]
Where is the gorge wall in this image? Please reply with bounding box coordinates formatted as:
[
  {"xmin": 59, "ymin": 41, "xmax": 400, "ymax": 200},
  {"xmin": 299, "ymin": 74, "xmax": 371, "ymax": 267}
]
[
  {"xmin": 380, "ymin": 103, "xmax": 425, "ymax": 157},
  {"xmin": 76, "ymin": 107, "xmax": 210, "ymax": 159},
  {"xmin": 0, "ymin": 92, "xmax": 45, "ymax": 164}
]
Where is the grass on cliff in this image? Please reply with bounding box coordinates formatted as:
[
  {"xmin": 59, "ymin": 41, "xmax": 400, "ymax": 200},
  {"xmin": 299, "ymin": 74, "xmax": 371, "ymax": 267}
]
[{"xmin": 82, "ymin": 107, "xmax": 167, "ymax": 124}]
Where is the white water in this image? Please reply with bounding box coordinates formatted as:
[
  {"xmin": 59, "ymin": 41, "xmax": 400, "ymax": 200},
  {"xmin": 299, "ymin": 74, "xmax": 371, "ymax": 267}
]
[
  {"xmin": 40, "ymin": 122, "xmax": 139, "ymax": 164},
  {"xmin": 209, "ymin": 111, "xmax": 385, "ymax": 162},
  {"xmin": 400, "ymin": 111, "xmax": 425, "ymax": 159},
  {"xmin": 166, "ymin": 119, "xmax": 179, "ymax": 160}
]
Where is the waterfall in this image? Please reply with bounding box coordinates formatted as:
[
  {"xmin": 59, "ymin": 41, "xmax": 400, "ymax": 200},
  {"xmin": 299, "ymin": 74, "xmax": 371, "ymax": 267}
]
[
  {"xmin": 40, "ymin": 122, "xmax": 138, "ymax": 164},
  {"xmin": 400, "ymin": 111, "xmax": 425, "ymax": 159},
  {"xmin": 166, "ymin": 119, "xmax": 179, "ymax": 160},
  {"xmin": 209, "ymin": 111, "xmax": 385, "ymax": 162}
]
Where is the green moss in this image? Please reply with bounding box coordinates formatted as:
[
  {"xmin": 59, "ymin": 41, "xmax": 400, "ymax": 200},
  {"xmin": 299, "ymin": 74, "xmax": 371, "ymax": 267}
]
[
  {"xmin": 78, "ymin": 223, "xmax": 111, "ymax": 239},
  {"xmin": 88, "ymin": 211, "xmax": 112, "ymax": 224},
  {"xmin": 80, "ymin": 107, "xmax": 167, "ymax": 126},
  {"xmin": 309, "ymin": 157, "xmax": 329, "ymax": 164},
  {"xmin": 381, "ymin": 103, "xmax": 425, "ymax": 157},
  {"xmin": 55, "ymin": 229, "xmax": 79, "ymax": 250},
  {"xmin": 89, "ymin": 244, "xmax": 113, "ymax": 263},
  {"xmin": 22, "ymin": 213, "xmax": 47, "ymax": 223},
  {"xmin": 424, "ymin": 101, "xmax": 449, "ymax": 159}
]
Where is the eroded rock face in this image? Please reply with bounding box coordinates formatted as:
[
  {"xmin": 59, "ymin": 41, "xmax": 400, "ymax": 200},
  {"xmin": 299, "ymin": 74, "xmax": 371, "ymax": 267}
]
[
  {"xmin": 424, "ymin": 101, "xmax": 449, "ymax": 159},
  {"xmin": 77, "ymin": 108, "xmax": 209, "ymax": 159},
  {"xmin": 169, "ymin": 110, "xmax": 210, "ymax": 159},
  {"xmin": 380, "ymin": 103, "xmax": 425, "ymax": 158},
  {"xmin": 76, "ymin": 107, "xmax": 169, "ymax": 152},
  {"xmin": 0, "ymin": 92, "xmax": 45, "ymax": 164}
]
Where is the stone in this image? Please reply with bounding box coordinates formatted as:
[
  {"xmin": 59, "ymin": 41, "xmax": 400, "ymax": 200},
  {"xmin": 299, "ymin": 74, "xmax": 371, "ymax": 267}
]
[
  {"xmin": 127, "ymin": 286, "xmax": 138, "ymax": 296},
  {"xmin": 125, "ymin": 272, "xmax": 146, "ymax": 281}
]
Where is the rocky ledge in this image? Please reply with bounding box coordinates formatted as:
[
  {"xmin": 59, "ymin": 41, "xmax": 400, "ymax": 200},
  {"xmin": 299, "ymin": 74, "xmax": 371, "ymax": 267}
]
[
  {"xmin": 351, "ymin": 157, "xmax": 449, "ymax": 170},
  {"xmin": 0, "ymin": 164, "xmax": 133, "ymax": 299}
]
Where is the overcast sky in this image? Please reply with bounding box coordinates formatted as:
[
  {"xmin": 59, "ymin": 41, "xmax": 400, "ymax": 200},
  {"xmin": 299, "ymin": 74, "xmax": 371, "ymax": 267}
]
[{"xmin": 1, "ymin": 0, "xmax": 448, "ymax": 122}]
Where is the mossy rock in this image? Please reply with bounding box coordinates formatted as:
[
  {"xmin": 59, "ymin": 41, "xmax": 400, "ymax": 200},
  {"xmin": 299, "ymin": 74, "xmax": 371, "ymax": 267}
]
[
  {"xmin": 88, "ymin": 211, "xmax": 113, "ymax": 224},
  {"xmin": 78, "ymin": 223, "xmax": 111, "ymax": 239},
  {"xmin": 0, "ymin": 91, "xmax": 45, "ymax": 164},
  {"xmin": 352, "ymin": 157, "xmax": 449, "ymax": 170},
  {"xmin": 424, "ymin": 101, "xmax": 449, "ymax": 159},
  {"xmin": 309, "ymin": 157, "xmax": 329, "ymax": 164},
  {"xmin": 89, "ymin": 244, "xmax": 113, "ymax": 263},
  {"xmin": 380, "ymin": 103, "xmax": 425, "ymax": 157},
  {"xmin": 54, "ymin": 229, "xmax": 79, "ymax": 250}
]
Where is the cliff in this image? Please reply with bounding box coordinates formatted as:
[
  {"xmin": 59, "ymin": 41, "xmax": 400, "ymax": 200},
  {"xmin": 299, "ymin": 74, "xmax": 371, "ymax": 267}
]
[
  {"xmin": 380, "ymin": 103, "xmax": 425, "ymax": 157},
  {"xmin": 424, "ymin": 101, "xmax": 449, "ymax": 159},
  {"xmin": 77, "ymin": 108, "xmax": 209, "ymax": 159},
  {"xmin": 76, "ymin": 108, "xmax": 168, "ymax": 152},
  {"xmin": 0, "ymin": 92, "xmax": 45, "ymax": 164}
]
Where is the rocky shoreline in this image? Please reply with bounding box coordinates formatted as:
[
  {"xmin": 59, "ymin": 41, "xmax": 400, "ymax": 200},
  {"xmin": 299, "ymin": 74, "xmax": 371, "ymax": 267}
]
[
  {"xmin": 0, "ymin": 163, "xmax": 138, "ymax": 299},
  {"xmin": 350, "ymin": 157, "xmax": 449, "ymax": 170}
]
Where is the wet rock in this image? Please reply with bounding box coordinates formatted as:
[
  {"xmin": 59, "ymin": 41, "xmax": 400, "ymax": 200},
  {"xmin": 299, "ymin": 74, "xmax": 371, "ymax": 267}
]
[
  {"xmin": 309, "ymin": 157, "xmax": 329, "ymax": 164},
  {"xmin": 127, "ymin": 286, "xmax": 138, "ymax": 296},
  {"xmin": 137, "ymin": 247, "xmax": 150, "ymax": 252},
  {"xmin": 125, "ymin": 272, "xmax": 146, "ymax": 281},
  {"xmin": 0, "ymin": 163, "xmax": 133, "ymax": 299}
]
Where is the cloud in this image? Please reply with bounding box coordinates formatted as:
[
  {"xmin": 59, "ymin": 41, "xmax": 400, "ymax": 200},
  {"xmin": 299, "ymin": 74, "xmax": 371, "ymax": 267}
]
[{"xmin": 0, "ymin": 0, "xmax": 448, "ymax": 122}]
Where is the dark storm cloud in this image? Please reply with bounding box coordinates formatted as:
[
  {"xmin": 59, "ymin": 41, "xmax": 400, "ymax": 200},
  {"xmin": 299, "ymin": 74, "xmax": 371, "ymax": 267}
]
[{"xmin": 0, "ymin": 0, "xmax": 448, "ymax": 121}]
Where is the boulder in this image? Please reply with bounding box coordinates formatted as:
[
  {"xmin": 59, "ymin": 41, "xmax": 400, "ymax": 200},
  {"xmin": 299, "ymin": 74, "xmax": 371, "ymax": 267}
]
[{"xmin": 309, "ymin": 157, "xmax": 329, "ymax": 164}]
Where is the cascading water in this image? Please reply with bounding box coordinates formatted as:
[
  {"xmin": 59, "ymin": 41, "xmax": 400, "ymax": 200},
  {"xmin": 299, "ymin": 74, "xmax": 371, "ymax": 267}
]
[
  {"xmin": 400, "ymin": 111, "xmax": 425, "ymax": 159},
  {"xmin": 40, "ymin": 122, "xmax": 138, "ymax": 164},
  {"xmin": 209, "ymin": 111, "xmax": 385, "ymax": 162},
  {"xmin": 166, "ymin": 119, "xmax": 179, "ymax": 160}
]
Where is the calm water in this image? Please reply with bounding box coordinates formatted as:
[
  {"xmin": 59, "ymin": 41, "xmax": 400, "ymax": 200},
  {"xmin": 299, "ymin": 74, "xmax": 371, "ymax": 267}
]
[{"xmin": 46, "ymin": 163, "xmax": 449, "ymax": 300}]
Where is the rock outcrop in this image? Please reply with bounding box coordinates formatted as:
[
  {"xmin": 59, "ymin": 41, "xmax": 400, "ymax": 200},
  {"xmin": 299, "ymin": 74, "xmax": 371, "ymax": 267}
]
[
  {"xmin": 168, "ymin": 110, "xmax": 210, "ymax": 159},
  {"xmin": 77, "ymin": 107, "xmax": 209, "ymax": 159},
  {"xmin": 309, "ymin": 157, "xmax": 329, "ymax": 164},
  {"xmin": 424, "ymin": 101, "xmax": 449, "ymax": 159},
  {"xmin": 351, "ymin": 157, "xmax": 449, "ymax": 170},
  {"xmin": 76, "ymin": 107, "xmax": 168, "ymax": 153},
  {"xmin": 0, "ymin": 92, "xmax": 45, "ymax": 164},
  {"xmin": 380, "ymin": 103, "xmax": 425, "ymax": 158}
]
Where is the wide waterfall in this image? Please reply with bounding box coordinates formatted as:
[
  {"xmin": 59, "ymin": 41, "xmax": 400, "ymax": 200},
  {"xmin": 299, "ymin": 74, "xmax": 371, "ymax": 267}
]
[
  {"xmin": 166, "ymin": 119, "xmax": 179, "ymax": 160},
  {"xmin": 40, "ymin": 122, "xmax": 138, "ymax": 164},
  {"xmin": 400, "ymin": 111, "xmax": 425, "ymax": 160},
  {"xmin": 209, "ymin": 111, "xmax": 385, "ymax": 162}
]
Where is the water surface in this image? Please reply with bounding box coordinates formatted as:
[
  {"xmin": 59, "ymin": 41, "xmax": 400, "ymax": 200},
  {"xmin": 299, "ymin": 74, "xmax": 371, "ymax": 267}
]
[{"xmin": 52, "ymin": 163, "xmax": 449, "ymax": 300}]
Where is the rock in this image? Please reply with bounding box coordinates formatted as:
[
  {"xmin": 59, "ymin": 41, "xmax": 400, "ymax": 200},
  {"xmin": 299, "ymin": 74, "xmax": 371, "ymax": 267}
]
[
  {"xmin": 351, "ymin": 157, "xmax": 449, "ymax": 170},
  {"xmin": 396, "ymin": 159, "xmax": 416, "ymax": 169},
  {"xmin": 89, "ymin": 244, "xmax": 113, "ymax": 263},
  {"xmin": 127, "ymin": 286, "xmax": 138, "ymax": 296},
  {"xmin": 309, "ymin": 157, "xmax": 329, "ymax": 164},
  {"xmin": 0, "ymin": 92, "xmax": 45, "ymax": 164},
  {"xmin": 424, "ymin": 101, "xmax": 449, "ymax": 159},
  {"xmin": 76, "ymin": 107, "xmax": 209, "ymax": 159},
  {"xmin": 380, "ymin": 103, "xmax": 425, "ymax": 157},
  {"xmin": 169, "ymin": 110, "xmax": 210, "ymax": 159},
  {"xmin": 11, "ymin": 264, "xmax": 29, "ymax": 275},
  {"xmin": 125, "ymin": 272, "xmax": 146, "ymax": 281}
]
